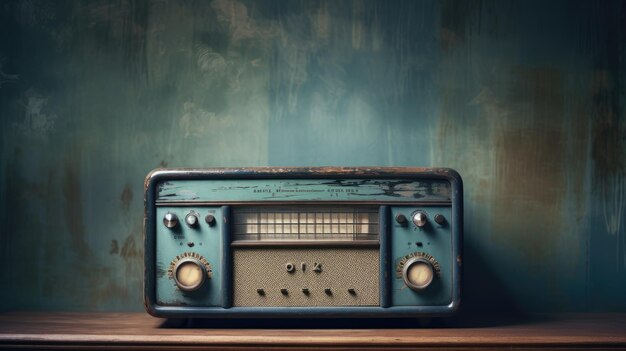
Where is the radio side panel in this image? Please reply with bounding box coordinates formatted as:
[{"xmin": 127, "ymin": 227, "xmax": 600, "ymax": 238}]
[{"xmin": 155, "ymin": 206, "xmax": 224, "ymax": 307}]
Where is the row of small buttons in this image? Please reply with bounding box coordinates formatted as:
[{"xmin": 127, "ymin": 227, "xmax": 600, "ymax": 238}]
[
  {"xmin": 395, "ymin": 212, "xmax": 446, "ymax": 227},
  {"xmin": 257, "ymin": 288, "xmax": 357, "ymax": 296},
  {"xmin": 163, "ymin": 212, "xmax": 216, "ymax": 228}
]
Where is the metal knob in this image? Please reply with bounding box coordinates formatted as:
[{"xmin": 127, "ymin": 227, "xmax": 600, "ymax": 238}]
[
  {"xmin": 205, "ymin": 214, "xmax": 216, "ymax": 226},
  {"xmin": 163, "ymin": 212, "xmax": 179, "ymax": 228},
  {"xmin": 185, "ymin": 212, "xmax": 199, "ymax": 227},
  {"xmin": 412, "ymin": 211, "xmax": 428, "ymax": 227},
  {"xmin": 402, "ymin": 257, "xmax": 435, "ymax": 291},
  {"xmin": 395, "ymin": 214, "xmax": 408, "ymax": 226},
  {"xmin": 434, "ymin": 214, "xmax": 446, "ymax": 225}
]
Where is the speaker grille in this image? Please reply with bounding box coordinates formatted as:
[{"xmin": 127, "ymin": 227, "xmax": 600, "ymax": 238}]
[{"xmin": 233, "ymin": 248, "xmax": 379, "ymax": 307}]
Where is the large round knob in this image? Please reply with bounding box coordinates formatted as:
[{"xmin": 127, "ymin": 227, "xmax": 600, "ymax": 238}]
[
  {"xmin": 412, "ymin": 211, "xmax": 428, "ymax": 227},
  {"xmin": 163, "ymin": 212, "xmax": 179, "ymax": 228},
  {"xmin": 402, "ymin": 257, "xmax": 435, "ymax": 290},
  {"xmin": 173, "ymin": 257, "xmax": 207, "ymax": 291}
]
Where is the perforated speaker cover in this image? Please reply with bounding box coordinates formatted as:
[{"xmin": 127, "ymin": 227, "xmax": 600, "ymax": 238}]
[{"xmin": 233, "ymin": 248, "xmax": 380, "ymax": 307}]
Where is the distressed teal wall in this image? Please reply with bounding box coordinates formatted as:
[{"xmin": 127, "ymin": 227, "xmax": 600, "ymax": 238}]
[{"xmin": 0, "ymin": 0, "xmax": 624, "ymax": 313}]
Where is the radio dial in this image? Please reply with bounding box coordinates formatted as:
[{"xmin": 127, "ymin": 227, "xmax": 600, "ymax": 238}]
[
  {"xmin": 402, "ymin": 257, "xmax": 435, "ymax": 291},
  {"xmin": 412, "ymin": 212, "xmax": 428, "ymax": 227},
  {"xmin": 169, "ymin": 252, "xmax": 212, "ymax": 292}
]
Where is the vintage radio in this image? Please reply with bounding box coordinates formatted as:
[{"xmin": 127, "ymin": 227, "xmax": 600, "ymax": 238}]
[{"xmin": 144, "ymin": 167, "xmax": 462, "ymax": 318}]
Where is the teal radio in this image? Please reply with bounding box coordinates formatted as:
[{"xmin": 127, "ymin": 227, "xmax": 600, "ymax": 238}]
[{"xmin": 144, "ymin": 167, "xmax": 462, "ymax": 318}]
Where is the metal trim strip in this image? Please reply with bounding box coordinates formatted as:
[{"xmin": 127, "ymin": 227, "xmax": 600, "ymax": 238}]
[
  {"xmin": 221, "ymin": 206, "xmax": 232, "ymax": 308},
  {"xmin": 156, "ymin": 201, "xmax": 453, "ymax": 206},
  {"xmin": 148, "ymin": 305, "xmax": 458, "ymax": 318},
  {"xmin": 230, "ymin": 240, "xmax": 380, "ymax": 248},
  {"xmin": 379, "ymin": 206, "xmax": 391, "ymax": 308}
]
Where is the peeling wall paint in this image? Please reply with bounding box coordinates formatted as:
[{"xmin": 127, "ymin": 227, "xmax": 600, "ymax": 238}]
[{"xmin": 0, "ymin": 0, "xmax": 624, "ymax": 313}]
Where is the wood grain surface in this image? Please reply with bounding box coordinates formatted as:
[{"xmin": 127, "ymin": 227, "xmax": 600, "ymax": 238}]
[{"xmin": 0, "ymin": 312, "xmax": 625, "ymax": 350}]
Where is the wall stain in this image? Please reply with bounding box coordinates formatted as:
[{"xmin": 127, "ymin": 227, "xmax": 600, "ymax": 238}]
[
  {"xmin": 120, "ymin": 231, "xmax": 143, "ymax": 291},
  {"xmin": 590, "ymin": 71, "xmax": 624, "ymax": 182},
  {"xmin": 120, "ymin": 184, "xmax": 133, "ymax": 212},
  {"xmin": 62, "ymin": 158, "xmax": 89, "ymax": 258},
  {"xmin": 13, "ymin": 89, "xmax": 57, "ymax": 138},
  {"xmin": 565, "ymin": 83, "xmax": 590, "ymax": 222},
  {"xmin": 88, "ymin": 266, "xmax": 129, "ymax": 306},
  {"xmin": 210, "ymin": 0, "xmax": 278, "ymax": 44},
  {"xmin": 351, "ymin": 0, "xmax": 365, "ymax": 50},
  {"xmin": 86, "ymin": 2, "xmax": 148, "ymax": 58},
  {"xmin": 590, "ymin": 70, "xmax": 626, "ymax": 270},
  {"xmin": 491, "ymin": 67, "xmax": 568, "ymax": 265},
  {"xmin": 440, "ymin": 0, "xmax": 482, "ymax": 52},
  {"xmin": 110, "ymin": 239, "xmax": 119, "ymax": 255},
  {"xmin": 0, "ymin": 57, "xmax": 19, "ymax": 87}
]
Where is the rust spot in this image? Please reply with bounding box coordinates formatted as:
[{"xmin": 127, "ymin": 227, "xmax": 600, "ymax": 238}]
[
  {"xmin": 62, "ymin": 159, "xmax": 89, "ymax": 258},
  {"xmin": 120, "ymin": 184, "xmax": 133, "ymax": 212},
  {"xmin": 159, "ymin": 160, "xmax": 168, "ymax": 168},
  {"xmin": 120, "ymin": 232, "xmax": 143, "ymax": 290},
  {"xmin": 120, "ymin": 234, "xmax": 141, "ymax": 260}
]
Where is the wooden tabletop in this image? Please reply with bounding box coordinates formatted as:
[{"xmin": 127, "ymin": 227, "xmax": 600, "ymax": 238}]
[{"xmin": 0, "ymin": 312, "xmax": 625, "ymax": 350}]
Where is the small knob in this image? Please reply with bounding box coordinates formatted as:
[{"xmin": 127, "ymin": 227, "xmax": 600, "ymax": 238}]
[
  {"xmin": 205, "ymin": 214, "xmax": 216, "ymax": 226},
  {"xmin": 402, "ymin": 257, "xmax": 435, "ymax": 291},
  {"xmin": 163, "ymin": 212, "xmax": 179, "ymax": 228},
  {"xmin": 173, "ymin": 257, "xmax": 206, "ymax": 291},
  {"xmin": 412, "ymin": 211, "xmax": 428, "ymax": 227},
  {"xmin": 185, "ymin": 212, "xmax": 199, "ymax": 227},
  {"xmin": 434, "ymin": 214, "xmax": 446, "ymax": 225},
  {"xmin": 395, "ymin": 214, "xmax": 408, "ymax": 226}
]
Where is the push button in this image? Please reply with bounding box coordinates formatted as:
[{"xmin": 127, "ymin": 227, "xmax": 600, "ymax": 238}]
[
  {"xmin": 395, "ymin": 214, "xmax": 408, "ymax": 226},
  {"xmin": 434, "ymin": 214, "xmax": 446, "ymax": 225},
  {"xmin": 205, "ymin": 214, "xmax": 216, "ymax": 226}
]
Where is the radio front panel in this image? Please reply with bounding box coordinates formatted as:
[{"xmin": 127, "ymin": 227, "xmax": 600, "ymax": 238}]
[{"xmin": 144, "ymin": 168, "xmax": 462, "ymax": 318}]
